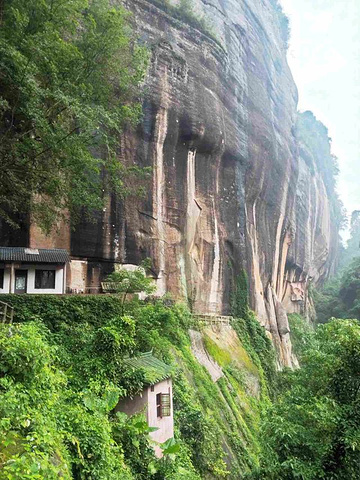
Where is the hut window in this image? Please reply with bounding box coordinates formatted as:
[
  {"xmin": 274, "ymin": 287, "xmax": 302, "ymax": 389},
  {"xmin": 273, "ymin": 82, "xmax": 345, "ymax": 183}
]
[
  {"xmin": 0, "ymin": 269, "xmax": 4, "ymax": 288},
  {"xmin": 156, "ymin": 393, "xmax": 171, "ymax": 418},
  {"xmin": 35, "ymin": 270, "xmax": 55, "ymax": 289}
]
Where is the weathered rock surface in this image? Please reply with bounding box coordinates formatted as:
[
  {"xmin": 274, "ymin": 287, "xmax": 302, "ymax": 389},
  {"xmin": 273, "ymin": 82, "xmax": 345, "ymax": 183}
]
[
  {"xmin": 1, "ymin": 0, "xmax": 340, "ymax": 366},
  {"xmin": 112, "ymin": 0, "xmax": 339, "ymax": 366},
  {"xmin": 189, "ymin": 329, "xmax": 223, "ymax": 382}
]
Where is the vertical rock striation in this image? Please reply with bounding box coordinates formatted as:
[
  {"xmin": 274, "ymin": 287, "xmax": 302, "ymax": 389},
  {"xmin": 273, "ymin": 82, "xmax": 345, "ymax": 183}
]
[
  {"xmin": 0, "ymin": 0, "xmax": 341, "ymax": 366},
  {"xmin": 109, "ymin": 0, "xmax": 340, "ymax": 366}
]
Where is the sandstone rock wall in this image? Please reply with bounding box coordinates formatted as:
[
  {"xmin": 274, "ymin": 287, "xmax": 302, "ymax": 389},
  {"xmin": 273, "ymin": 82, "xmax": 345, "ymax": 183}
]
[
  {"xmin": 1, "ymin": 0, "xmax": 340, "ymax": 366},
  {"xmin": 108, "ymin": 0, "xmax": 339, "ymax": 366}
]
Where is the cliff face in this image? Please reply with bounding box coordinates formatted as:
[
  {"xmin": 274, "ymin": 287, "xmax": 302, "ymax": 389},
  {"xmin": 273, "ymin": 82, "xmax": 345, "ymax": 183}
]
[
  {"xmin": 105, "ymin": 0, "xmax": 338, "ymax": 366},
  {"xmin": 2, "ymin": 0, "xmax": 339, "ymax": 366},
  {"xmin": 282, "ymin": 112, "xmax": 341, "ymax": 321}
]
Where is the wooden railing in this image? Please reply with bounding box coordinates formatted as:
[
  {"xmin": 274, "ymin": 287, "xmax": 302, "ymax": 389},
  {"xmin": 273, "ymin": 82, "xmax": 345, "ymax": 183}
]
[
  {"xmin": 101, "ymin": 282, "xmax": 122, "ymax": 293},
  {"xmin": 193, "ymin": 314, "xmax": 234, "ymax": 327},
  {"xmin": 66, "ymin": 286, "xmax": 102, "ymax": 294},
  {"xmin": 0, "ymin": 301, "xmax": 14, "ymax": 324}
]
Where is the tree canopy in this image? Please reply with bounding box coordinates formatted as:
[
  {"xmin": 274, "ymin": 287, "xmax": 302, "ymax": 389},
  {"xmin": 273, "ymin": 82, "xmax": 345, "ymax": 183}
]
[
  {"xmin": 0, "ymin": 0, "xmax": 148, "ymax": 232},
  {"xmin": 105, "ymin": 259, "xmax": 156, "ymax": 312},
  {"xmin": 315, "ymin": 257, "xmax": 360, "ymax": 323},
  {"xmin": 252, "ymin": 319, "xmax": 360, "ymax": 480}
]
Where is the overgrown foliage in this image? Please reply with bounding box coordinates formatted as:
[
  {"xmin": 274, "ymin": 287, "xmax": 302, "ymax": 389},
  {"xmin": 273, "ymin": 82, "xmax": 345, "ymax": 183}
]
[
  {"xmin": 0, "ymin": 304, "xmax": 204, "ymax": 479},
  {"xmin": 105, "ymin": 259, "xmax": 156, "ymax": 313},
  {"xmin": 148, "ymin": 0, "xmax": 217, "ymax": 44},
  {"xmin": 3, "ymin": 287, "xmax": 359, "ymax": 480},
  {"xmin": 0, "ymin": 0, "xmax": 149, "ymax": 232},
  {"xmin": 287, "ymin": 313, "xmax": 315, "ymax": 362},
  {"xmin": 251, "ymin": 319, "xmax": 360, "ymax": 480},
  {"xmin": 0, "ymin": 321, "xmax": 133, "ymax": 479},
  {"xmin": 231, "ymin": 272, "xmax": 277, "ymax": 389},
  {"xmin": 0, "ymin": 295, "xmax": 271, "ymax": 479},
  {"xmin": 314, "ymin": 257, "xmax": 360, "ymax": 323},
  {"xmin": 231, "ymin": 270, "xmax": 249, "ymax": 320}
]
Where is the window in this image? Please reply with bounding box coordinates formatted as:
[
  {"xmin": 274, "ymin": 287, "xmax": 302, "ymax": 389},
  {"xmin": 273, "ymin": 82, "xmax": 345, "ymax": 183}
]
[
  {"xmin": 35, "ymin": 270, "xmax": 56, "ymax": 289},
  {"xmin": 156, "ymin": 393, "xmax": 171, "ymax": 418},
  {"xmin": 0, "ymin": 269, "xmax": 4, "ymax": 289}
]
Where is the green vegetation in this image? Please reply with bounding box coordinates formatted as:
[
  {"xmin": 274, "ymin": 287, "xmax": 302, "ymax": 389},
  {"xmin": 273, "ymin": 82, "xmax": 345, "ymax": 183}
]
[
  {"xmin": 203, "ymin": 335, "xmax": 233, "ymax": 367},
  {"xmin": 105, "ymin": 259, "xmax": 156, "ymax": 313},
  {"xmin": 229, "ymin": 268, "xmax": 360, "ymax": 480},
  {"xmin": 231, "ymin": 272, "xmax": 277, "ymax": 388},
  {"xmin": 0, "ymin": 295, "xmax": 272, "ymax": 479},
  {"xmin": 231, "ymin": 270, "xmax": 249, "ymax": 320},
  {"xmin": 0, "ymin": 0, "xmax": 149, "ymax": 232},
  {"xmin": 148, "ymin": 0, "xmax": 218, "ymax": 44},
  {"xmin": 1, "ymin": 272, "xmax": 359, "ymax": 480},
  {"xmin": 340, "ymin": 210, "xmax": 360, "ymax": 269},
  {"xmin": 251, "ymin": 319, "xmax": 360, "ymax": 480},
  {"xmin": 1, "ymin": 286, "xmax": 360, "ymax": 480},
  {"xmin": 287, "ymin": 313, "xmax": 315, "ymax": 361},
  {"xmin": 314, "ymin": 207, "xmax": 360, "ymax": 324},
  {"xmin": 314, "ymin": 257, "xmax": 360, "ymax": 323}
]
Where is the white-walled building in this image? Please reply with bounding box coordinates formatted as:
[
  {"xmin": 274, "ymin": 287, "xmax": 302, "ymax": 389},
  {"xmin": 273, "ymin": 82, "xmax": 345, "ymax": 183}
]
[
  {"xmin": 116, "ymin": 353, "xmax": 174, "ymax": 458},
  {"xmin": 0, "ymin": 247, "xmax": 69, "ymax": 295}
]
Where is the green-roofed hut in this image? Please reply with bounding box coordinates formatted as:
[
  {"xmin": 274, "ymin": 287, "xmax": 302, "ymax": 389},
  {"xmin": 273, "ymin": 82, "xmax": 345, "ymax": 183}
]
[{"xmin": 115, "ymin": 353, "xmax": 174, "ymax": 458}]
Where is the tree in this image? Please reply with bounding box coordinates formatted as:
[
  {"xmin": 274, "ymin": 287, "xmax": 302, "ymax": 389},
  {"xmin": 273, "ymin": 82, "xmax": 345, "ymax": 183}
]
[
  {"xmin": 314, "ymin": 257, "xmax": 360, "ymax": 323},
  {"xmin": 252, "ymin": 319, "xmax": 360, "ymax": 480},
  {"xmin": 105, "ymin": 259, "xmax": 156, "ymax": 312},
  {"xmin": 341, "ymin": 211, "xmax": 360, "ymax": 268},
  {"xmin": 338, "ymin": 257, "xmax": 360, "ymax": 319},
  {"xmin": 0, "ymin": 0, "xmax": 148, "ymax": 232}
]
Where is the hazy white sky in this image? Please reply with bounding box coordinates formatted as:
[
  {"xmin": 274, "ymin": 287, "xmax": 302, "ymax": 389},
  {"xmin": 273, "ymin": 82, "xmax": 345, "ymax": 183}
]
[{"xmin": 281, "ymin": 0, "xmax": 360, "ymax": 226}]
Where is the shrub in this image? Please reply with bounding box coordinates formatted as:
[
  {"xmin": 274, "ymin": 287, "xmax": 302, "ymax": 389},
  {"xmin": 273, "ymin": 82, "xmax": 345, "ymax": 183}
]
[
  {"xmin": 148, "ymin": 0, "xmax": 218, "ymax": 44},
  {"xmin": 288, "ymin": 313, "xmax": 315, "ymax": 362}
]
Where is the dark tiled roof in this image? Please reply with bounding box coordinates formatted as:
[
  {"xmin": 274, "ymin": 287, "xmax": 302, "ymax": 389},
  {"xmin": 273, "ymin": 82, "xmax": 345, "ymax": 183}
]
[
  {"xmin": 124, "ymin": 352, "xmax": 173, "ymax": 386},
  {"xmin": 0, "ymin": 247, "xmax": 69, "ymax": 264}
]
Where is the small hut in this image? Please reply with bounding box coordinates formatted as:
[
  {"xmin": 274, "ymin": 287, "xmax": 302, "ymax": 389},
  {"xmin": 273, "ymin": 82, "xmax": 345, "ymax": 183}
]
[
  {"xmin": 0, "ymin": 247, "xmax": 69, "ymax": 294},
  {"xmin": 116, "ymin": 352, "xmax": 174, "ymax": 457}
]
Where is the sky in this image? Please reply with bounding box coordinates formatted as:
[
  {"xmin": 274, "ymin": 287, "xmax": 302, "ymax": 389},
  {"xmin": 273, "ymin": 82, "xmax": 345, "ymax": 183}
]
[{"xmin": 280, "ymin": 0, "xmax": 360, "ymax": 234}]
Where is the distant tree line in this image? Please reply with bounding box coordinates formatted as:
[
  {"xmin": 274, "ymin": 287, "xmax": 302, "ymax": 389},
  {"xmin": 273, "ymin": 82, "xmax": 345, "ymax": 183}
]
[{"xmin": 314, "ymin": 210, "xmax": 360, "ymax": 323}]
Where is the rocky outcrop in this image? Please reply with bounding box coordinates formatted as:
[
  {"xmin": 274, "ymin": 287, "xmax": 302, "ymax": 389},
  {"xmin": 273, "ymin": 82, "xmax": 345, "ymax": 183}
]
[
  {"xmin": 1, "ymin": 0, "xmax": 340, "ymax": 366},
  {"xmin": 112, "ymin": 0, "xmax": 339, "ymax": 366},
  {"xmin": 281, "ymin": 111, "xmax": 341, "ymax": 319}
]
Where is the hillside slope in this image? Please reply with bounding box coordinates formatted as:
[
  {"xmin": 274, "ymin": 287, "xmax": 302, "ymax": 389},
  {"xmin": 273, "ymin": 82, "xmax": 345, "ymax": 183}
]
[{"xmin": 0, "ymin": 295, "xmax": 275, "ymax": 479}]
